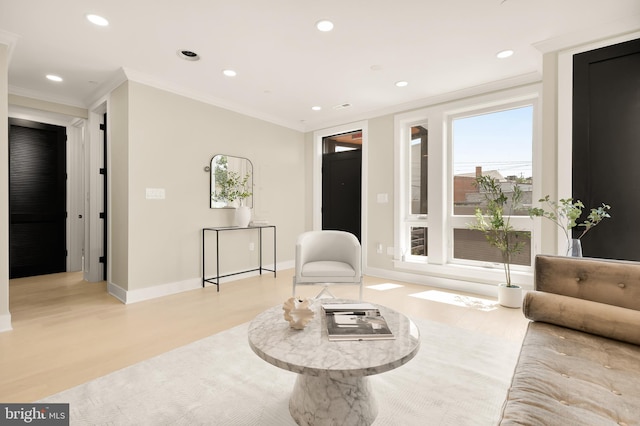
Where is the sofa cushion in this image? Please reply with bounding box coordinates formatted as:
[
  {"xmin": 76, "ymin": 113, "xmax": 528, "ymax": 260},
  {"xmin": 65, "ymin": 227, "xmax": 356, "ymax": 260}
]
[
  {"xmin": 500, "ymin": 322, "xmax": 640, "ymax": 426},
  {"xmin": 523, "ymin": 291, "xmax": 640, "ymax": 345},
  {"xmin": 535, "ymin": 255, "xmax": 640, "ymax": 310}
]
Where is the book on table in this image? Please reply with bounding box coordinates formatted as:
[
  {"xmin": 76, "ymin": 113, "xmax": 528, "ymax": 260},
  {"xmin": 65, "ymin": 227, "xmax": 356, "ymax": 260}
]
[{"xmin": 321, "ymin": 303, "xmax": 395, "ymax": 341}]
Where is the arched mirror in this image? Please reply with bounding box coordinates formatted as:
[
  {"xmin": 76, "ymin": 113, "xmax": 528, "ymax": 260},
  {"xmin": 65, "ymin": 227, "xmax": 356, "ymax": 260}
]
[{"xmin": 210, "ymin": 155, "xmax": 253, "ymax": 208}]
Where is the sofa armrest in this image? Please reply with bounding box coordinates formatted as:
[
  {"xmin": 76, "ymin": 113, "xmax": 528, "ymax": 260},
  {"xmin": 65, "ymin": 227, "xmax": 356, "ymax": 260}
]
[{"xmin": 524, "ymin": 291, "xmax": 640, "ymax": 345}]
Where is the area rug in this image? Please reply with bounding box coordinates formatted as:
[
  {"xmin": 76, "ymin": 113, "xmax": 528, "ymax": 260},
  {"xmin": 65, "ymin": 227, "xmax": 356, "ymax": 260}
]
[{"xmin": 40, "ymin": 318, "xmax": 520, "ymax": 425}]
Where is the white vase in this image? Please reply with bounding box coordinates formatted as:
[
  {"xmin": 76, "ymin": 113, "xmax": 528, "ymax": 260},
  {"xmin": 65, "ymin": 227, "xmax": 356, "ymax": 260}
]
[
  {"xmin": 234, "ymin": 205, "xmax": 251, "ymax": 228},
  {"xmin": 498, "ymin": 284, "xmax": 522, "ymax": 309}
]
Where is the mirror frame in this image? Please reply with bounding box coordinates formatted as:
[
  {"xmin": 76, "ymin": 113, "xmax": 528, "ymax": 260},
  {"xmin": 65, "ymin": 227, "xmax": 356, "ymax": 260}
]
[{"xmin": 210, "ymin": 154, "xmax": 254, "ymax": 209}]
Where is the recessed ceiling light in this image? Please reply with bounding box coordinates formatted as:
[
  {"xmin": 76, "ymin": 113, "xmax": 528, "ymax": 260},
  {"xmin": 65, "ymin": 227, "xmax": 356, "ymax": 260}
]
[
  {"xmin": 223, "ymin": 69, "xmax": 237, "ymax": 77},
  {"xmin": 496, "ymin": 50, "xmax": 514, "ymax": 59},
  {"xmin": 46, "ymin": 74, "xmax": 63, "ymax": 82},
  {"xmin": 316, "ymin": 20, "xmax": 334, "ymax": 32},
  {"xmin": 177, "ymin": 50, "xmax": 200, "ymax": 61},
  {"xmin": 311, "ymin": 106, "xmax": 322, "ymax": 111},
  {"xmin": 86, "ymin": 14, "xmax": 109, "ymax": 27},
  {"xmin": 395, "ymin": 81, "xmax": 409, "ymax": 87}
]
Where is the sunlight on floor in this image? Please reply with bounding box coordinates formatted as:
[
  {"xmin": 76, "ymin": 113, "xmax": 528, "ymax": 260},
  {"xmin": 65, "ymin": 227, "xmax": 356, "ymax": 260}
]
[
  {"xmin": 409, "ymin": 290, "xmax": 499, "ymax": 311},
  {"xmin": 366, "ymin": 283, "xmax": 405, "ymax": 291}
]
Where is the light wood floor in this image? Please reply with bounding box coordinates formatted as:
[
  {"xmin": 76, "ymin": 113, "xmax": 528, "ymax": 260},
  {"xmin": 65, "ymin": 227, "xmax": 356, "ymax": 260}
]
[{"xmin": 1, "ymin": 270, "xmax": 529, "ymax": 403}]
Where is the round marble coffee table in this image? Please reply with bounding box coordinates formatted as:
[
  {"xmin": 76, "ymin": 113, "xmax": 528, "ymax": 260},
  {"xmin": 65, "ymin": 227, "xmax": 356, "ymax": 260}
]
[{"xmin": 248, "ymin": 301, "xmax": 420, "ymax": 426}]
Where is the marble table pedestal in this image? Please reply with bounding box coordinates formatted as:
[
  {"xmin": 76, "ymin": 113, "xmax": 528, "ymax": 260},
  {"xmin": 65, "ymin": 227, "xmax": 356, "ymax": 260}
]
[
  {"xmin": 248, "ymin": 301, "xmax": 420, "ymax": 426},
  {"xmin": 289, "ymin": 374, "xmax": 377, "ymax": 426}
]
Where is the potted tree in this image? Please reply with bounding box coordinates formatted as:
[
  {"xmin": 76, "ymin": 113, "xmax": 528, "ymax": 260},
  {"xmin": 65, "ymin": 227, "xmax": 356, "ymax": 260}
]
[
  {"xmin": 469, "ymin": 175, "xmax": 527, "ymax": 308},
  {"xmin": 529, "ymin": 196, "xmax": 611, "ymax": 256}
]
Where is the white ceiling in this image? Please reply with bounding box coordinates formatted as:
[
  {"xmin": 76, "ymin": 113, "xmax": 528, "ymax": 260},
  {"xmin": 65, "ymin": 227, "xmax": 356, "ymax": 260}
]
[{"xmin": 2, "ymin": 0, "xmax": 639, "ymax": 132}]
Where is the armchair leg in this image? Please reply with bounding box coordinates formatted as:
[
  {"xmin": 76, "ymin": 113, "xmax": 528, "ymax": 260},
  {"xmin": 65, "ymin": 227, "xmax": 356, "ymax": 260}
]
[{"xmin": 315, "ymin": 286, "xmax": 336, "ymax": 299}]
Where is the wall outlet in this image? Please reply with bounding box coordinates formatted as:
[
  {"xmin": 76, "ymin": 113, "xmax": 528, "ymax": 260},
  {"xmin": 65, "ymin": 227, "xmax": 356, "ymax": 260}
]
[
  {"xmin": 249, "ymin": 242, "xmax": 255, "ymax": 251},
  {"xmin": 376, "ymin": 243, "xmax": 383, "ymax": 254},
  {"xmin": 386, "ymin": 246, "xmax": 394, "ymax": 256}
]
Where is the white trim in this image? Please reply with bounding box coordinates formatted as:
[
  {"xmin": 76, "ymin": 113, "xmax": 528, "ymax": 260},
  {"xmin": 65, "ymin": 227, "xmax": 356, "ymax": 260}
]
[
  {"xmin": 108, "ymin": 279, "xmax": 201, "ymax": 304},
  {"xmin": 393, "ymin": 83, "xmax": 541, "ymax": 283},
  {"xmin": 0, "ymin": 29, "xmax": 19, "ymax": 62},
  {"xmin": 8, "ymin": 85, "xmax": 88, "ymax": 110},
  {"xmin": 364, "ymin": 266, "xmax": 529, "ymax": 299},
  {"xmin": 107, "ymin": 260, "xmax": 293, "ymax": 304},
  {"xmin": 307, "ymin": 72, "xmax": 540, "ymax": 133},
  {"xmin": 84, "ymin": 104, "xmax": 106, "ymax": 282},
  {"xmin": 533, "ymin": 15, "xmax": 640, "ymax": 54},
  {"xmin": 0, "ymin": 313, "xmax": 12, "ymax": 333},
  {"xmin": 85, "ymin": 68, "xmax": 127, "ymax": 108},
  {"xmin": 66, "ymin": 122, "xmax": 85, "ymax": 272},
  {"xmin": 121, "ymin": 67, "xmax": 306, "ymax": 132}
]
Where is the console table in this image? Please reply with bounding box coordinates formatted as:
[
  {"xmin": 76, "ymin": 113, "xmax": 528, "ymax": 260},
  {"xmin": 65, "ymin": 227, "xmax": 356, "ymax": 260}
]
[{"xmin": 202, "ymin": 225, "xmax": 276, "ymax": 291}]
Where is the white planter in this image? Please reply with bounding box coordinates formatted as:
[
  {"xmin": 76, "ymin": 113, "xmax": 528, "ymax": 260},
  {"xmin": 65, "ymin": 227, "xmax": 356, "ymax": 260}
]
[
  {"xmin": 498, "ymin": 284, "xmax": 522, "ymax": 309},
  {"xmin": 234, "ymin": 205, "xmax": 251, "ymax": 228}
]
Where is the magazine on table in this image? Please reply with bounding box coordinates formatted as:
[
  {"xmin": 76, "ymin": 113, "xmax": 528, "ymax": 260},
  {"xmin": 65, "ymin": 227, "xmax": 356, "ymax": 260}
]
[{"xmin": 321, "ymin": 302, "xmax": 395, "ymax": 341}]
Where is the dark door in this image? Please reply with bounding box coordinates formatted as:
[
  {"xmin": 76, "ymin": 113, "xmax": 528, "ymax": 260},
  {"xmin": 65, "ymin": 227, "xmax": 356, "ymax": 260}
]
[
  {"xmin": 573, "ymin": 37, "xmax": 640, "ymax": 260},
  {"xmin": 322, "ymin": 150, "xmax": 362, "ymax": 241},
  {"xmin": 9, "ymin": 118, "xmax": 67, "ymax": 278}
]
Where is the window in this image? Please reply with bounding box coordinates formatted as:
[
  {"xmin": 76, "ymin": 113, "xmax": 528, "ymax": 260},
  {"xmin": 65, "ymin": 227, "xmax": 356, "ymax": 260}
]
[
  {"xmin": 451, "ymin": 106, "xmax": 533, "ymax": 267},
  {"xmin": 397, "ymin": 123, "xmax": 429, "ymax": 260},
  {"xmin": 394, "ymin": 86, "xmax": 539, "ymax": 285}
]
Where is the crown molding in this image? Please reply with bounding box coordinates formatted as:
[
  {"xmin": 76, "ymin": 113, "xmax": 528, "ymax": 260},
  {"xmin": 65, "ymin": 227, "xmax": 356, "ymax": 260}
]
[
  {"xmin": 0, "ymin": 29, "xmax": 19, "ymax": 63},
  {"xmin": 305, "ymin": 72, "xmax": 541, "ymax": 133},
  {"xmin": 8, "ymin": 85, "xmax": 88, "ymax": 110},
  {"xmin": 120, "ymin": 67, "xmax": 307, "ymax": 132},
  {"xmin": 84, "ymin": 68, "xmax": 128, "ymax": 108},
  {"xmin": 534, "ymin": 14, "xmax": 640, "ymax": 54}
]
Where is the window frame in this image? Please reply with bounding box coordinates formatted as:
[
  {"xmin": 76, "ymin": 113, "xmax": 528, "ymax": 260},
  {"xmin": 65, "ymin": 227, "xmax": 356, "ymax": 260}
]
[{"xmin": 394, "ymin": 85, "xmax": 541, "ymax": 286}]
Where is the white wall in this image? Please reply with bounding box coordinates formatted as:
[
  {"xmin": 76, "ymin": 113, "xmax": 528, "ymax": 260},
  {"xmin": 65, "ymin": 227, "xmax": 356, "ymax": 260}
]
[
  {"xmin": 0, "ymin": 43, "xmax": 11, "ymax": 331},
  {"xmin": 108, "ymin": 81, "xmax": 306, "ymax": 299}
]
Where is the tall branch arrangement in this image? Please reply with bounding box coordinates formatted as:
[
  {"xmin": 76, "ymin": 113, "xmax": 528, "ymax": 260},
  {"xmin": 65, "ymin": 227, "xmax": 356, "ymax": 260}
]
[
  {"xmin": 469, "ymin": 176, "xmax": 527, "ymax": 287},
  {"xmin": 529, "ymin": 196, "xmax": 611, "ymax": 251}
]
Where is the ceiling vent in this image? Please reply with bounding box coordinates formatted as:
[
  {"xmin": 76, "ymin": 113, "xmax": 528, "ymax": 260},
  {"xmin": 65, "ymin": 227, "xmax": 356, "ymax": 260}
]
[{"xmin": 333, "ymin": 103, "xmax": 352, "ymax": 110}]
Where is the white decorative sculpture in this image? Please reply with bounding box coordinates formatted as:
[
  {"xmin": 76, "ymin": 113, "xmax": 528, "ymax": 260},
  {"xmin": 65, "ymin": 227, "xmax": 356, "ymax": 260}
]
[{"xmin": 282, "ymin": 297, "xmax": 315, "ymax": 330}]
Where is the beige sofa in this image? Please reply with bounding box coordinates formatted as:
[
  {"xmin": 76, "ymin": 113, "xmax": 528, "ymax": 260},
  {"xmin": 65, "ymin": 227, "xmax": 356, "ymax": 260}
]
[{"xmin": 500, "ymin": 255, "xmax": 640, "ymax": 426}]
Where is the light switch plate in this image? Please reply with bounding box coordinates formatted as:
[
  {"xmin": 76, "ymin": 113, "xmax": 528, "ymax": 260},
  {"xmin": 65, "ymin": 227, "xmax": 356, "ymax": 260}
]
[{"xmin": 146, "ymin": 188, "xmax": 166, "ymax": 199}]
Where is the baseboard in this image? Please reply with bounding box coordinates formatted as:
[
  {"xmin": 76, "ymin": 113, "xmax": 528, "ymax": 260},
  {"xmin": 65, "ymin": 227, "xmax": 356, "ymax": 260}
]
[
  {"xmin": 107, "ymin": 259, "xmax": 294, "ymax": 305},
  {"xmin": 108, "ymin": 278, "xmax": 201, "ymax": 304},
  {"xmin": 0, "ymin": 312, "xmax": 13, "ymax": 333},
  {"xmin": 364, "ymin": 266, "xmax": 503, "ymax": 298}
]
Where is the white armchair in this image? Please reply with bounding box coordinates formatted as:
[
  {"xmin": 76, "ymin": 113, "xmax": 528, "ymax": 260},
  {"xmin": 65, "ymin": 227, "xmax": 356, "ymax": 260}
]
[{"xmin": 292, "ymin": 230, "xmax": 363, "ymax": 300}]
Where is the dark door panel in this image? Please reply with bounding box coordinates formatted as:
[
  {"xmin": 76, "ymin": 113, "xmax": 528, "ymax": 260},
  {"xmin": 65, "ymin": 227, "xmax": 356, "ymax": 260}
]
[
  {"xmin": 9, "ymin": 118, "xmax": 67, "ymax": 278},
  {"xmin": 322, "ymin": 150, "xmax": 362, "ymax": 241},
  {"xmin": 573, "ymin": 38, "xmax": 640, "ymax": 261}
]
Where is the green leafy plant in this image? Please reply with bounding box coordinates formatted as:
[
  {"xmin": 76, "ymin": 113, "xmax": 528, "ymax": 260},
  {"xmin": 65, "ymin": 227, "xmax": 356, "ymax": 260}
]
[
  {"xmin": 468, "ymin": 175, "xmax": 527, "ymax": 287},
  {"xmin": 529, "ymin": 196, "xmax": 611, "ymax": 249},
  {"xmin": 213, "ymin": 170, "xmax": 252, "ymax": 205}
]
